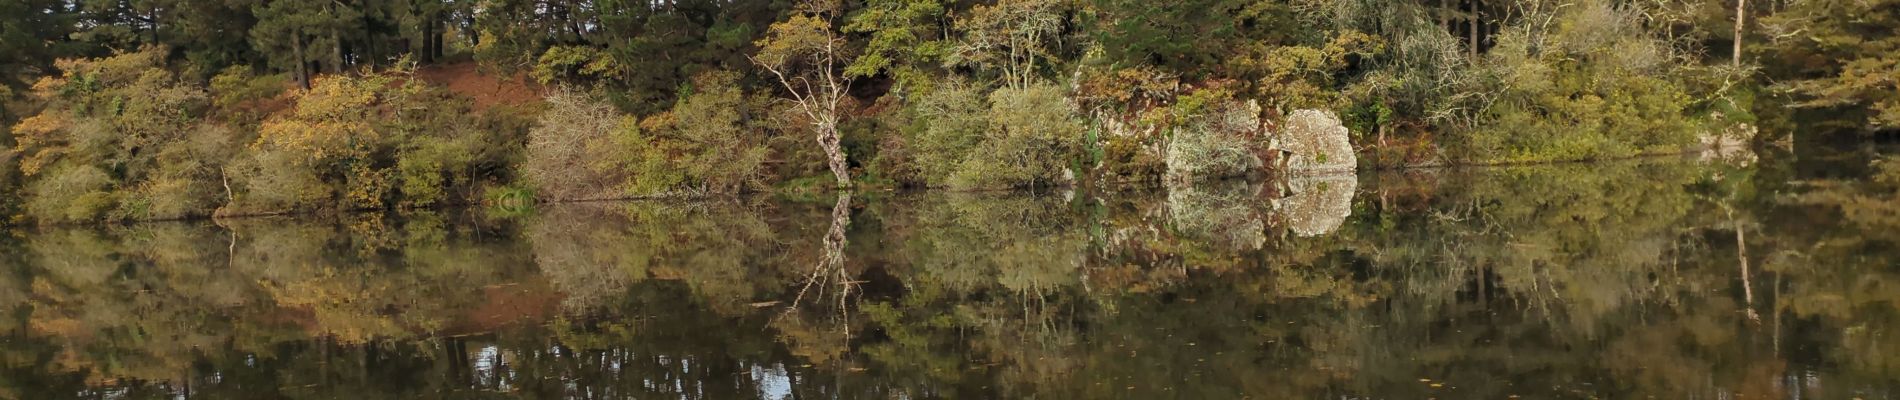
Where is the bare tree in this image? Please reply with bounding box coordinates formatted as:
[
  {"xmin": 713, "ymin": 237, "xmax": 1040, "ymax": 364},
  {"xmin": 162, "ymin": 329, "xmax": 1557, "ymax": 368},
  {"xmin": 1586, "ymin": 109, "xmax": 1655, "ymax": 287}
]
[{"xmin": 752, "ymin": 0, "xmax": 856, "ymax": 189}]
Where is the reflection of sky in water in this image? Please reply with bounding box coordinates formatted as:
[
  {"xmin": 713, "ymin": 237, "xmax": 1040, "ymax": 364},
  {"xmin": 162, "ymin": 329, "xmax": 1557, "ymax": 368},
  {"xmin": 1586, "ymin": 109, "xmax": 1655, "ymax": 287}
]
[
  {"xmin": 751, "ymin": 364, "xmax": 793, "ymax": 400},
  {"xmin": 474, "ymin": 345, "xmax": 512, "ymax": 391}
]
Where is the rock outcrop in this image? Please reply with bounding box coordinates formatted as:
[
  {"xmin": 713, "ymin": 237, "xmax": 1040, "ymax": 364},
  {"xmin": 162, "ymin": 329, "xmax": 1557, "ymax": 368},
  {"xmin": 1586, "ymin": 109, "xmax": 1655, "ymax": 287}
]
[{"xmin": 1270, "ymin": 109, "xmax": 1357, "ymax": 174}]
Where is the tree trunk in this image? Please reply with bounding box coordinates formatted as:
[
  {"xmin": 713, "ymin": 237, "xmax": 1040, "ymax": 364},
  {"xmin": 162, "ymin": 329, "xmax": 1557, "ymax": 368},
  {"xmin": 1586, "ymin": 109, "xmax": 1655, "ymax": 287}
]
[
  {"xmin": 361, "ymin": 16, "xmax": 377, "ymax": 68},
  {"xmin": 331, "ymin": 28, "xmax": 346, "ymax": 73},
  {"xmin": 1733, "ymin": 0, "xmax": 1746, "ymax": 67},
  {"xmin": 432, "ymin": 20, "xmax": 446, "ymax": 61},
  {"xmin": 1439, "ymin": 0, "xmax": 1449, "ymax": 32},
  {"xmin": 1469, "ymin": 0, "xmax": 1480, "ymax": 60},
  {"xmin": 293, "ymin": 32, "xmax": 311, "ymax": 89},
  {"xmin": 817, "ymin": 122, "xmax": 852, "ymax": 189},
  {"xmin": 148, "ymin": 8, "xmax": 160, "ymax": 44},
  {"xmin": 420, "ymin": 20, "xmax": 435, "ymax": 64}
]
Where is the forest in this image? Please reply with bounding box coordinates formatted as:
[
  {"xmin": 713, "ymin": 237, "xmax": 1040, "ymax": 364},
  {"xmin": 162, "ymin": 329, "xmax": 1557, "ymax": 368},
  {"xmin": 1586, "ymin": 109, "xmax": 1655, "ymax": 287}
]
[{"xmin": 0, "ymin": 0, "xmax": 1895, "ymax": 224}]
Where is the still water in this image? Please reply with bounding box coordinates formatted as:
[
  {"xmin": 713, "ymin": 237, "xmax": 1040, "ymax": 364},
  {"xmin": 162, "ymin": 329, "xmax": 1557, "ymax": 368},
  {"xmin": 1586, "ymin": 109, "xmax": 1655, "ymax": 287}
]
[{"xmin": 3, "ymin": 149, "xmax": 1898, "ymax": 399}]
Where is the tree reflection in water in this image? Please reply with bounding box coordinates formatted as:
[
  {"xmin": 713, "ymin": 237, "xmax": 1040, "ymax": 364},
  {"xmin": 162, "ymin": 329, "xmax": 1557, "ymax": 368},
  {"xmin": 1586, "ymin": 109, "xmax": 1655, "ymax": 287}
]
[{"xmin": 2, "ymin": 155, "xmax": 1898, "ymax": 399}]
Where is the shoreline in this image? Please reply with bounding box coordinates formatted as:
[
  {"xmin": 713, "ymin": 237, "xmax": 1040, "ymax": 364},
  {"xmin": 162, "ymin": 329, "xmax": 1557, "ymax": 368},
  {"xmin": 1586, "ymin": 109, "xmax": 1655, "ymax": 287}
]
[{"xmin": 5, "ymin": 146, "xmax": 1757, "ymax": 230}]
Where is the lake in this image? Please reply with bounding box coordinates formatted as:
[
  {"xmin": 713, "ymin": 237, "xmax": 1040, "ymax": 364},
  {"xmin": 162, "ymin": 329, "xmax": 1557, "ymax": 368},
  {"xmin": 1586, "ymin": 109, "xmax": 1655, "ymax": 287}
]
[{"xmin": 3, "ymin": 147, "xmax": 1898, "ymax": 399}]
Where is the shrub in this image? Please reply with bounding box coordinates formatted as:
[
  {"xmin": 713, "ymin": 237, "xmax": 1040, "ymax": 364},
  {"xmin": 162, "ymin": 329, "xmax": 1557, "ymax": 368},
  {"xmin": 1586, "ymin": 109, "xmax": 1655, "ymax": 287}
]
[
  {"xmin": 648, "ymin": 71, "xmax": 771, "ymax": 194},
  {"xmin": 908, "ymin": 81, "xmax": 989, "ymax": 187},
  {"xmin": 207, "ymin": 67, "xmax": 290, "ymax": 128},
  {"xmin": 396, "ymin": 135, "xmax": 480, "ymax": 207},
  {"xmin": 949, "ymin": 83, "xmax": 1086, "ymax": 189},
  {"xmin": 1166, "ymin": 98, "xmax": 1265, "ymax": 183},
  {"xmin": 25, "ymin": 165, "xmax": 115, "ymax": 223},
  {"xmin": 1450, "ymin": 0, "xmax": 1700, "ymax": 163},
  {"xmin": 209, "ymin": 68, "xmax": 289, "ymax": 110},
  {"xmin": 1099, "ymin": 133, "xmax": 1166, "ymax": 183},
  {"xmin": 114, "ymin": 124, "xmax": 243, "ymax": 220},
  {"xmin": 233, "ymin": 71, "xmax": 498, "ymax": 213},
  {"xmin": 525, "ymin": 71, "xmax": 772, "ymax": 199},
  {"xmin": 8, "ymin": 47, "xmax": 220, "ymax": 223},
  {"xmin": 531, "ymin": 45, "xmax": 620, "ymax": 85},
  {"xmin": 226, "ymin": 148, "xmax": 326, "ymax": 214},
  {"xmin": 523, "ymin": 89, "xmax": 633, "ymax": 201}
]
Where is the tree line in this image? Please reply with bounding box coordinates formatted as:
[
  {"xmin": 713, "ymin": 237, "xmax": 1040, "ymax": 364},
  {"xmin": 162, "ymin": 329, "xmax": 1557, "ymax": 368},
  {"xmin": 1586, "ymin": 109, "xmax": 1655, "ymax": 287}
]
[{"xmin": 1, "ymin": 0, "xmax": 1895, "ymax": 224}]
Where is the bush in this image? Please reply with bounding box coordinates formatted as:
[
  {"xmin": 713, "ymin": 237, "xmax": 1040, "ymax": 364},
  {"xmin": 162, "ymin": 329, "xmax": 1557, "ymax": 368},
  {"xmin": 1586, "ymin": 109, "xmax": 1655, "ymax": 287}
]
[
  {"xmin": 25, "ymin": 165, "xmax": 115, "ymax": 223},
  {"xmin": 226, "ymin": 148, "xmax": 327, "ymax": 213},
  {"xmin": 8, "ymin": 47, "xmax": 223, "ymax": 223},
  {"xmin": 523, "ymin": 89, "xmax": 634, "ymax": 201},
  {"xmin": 525, "ymin": 71, "xmax": 771, "ymax": 199},
  {"xmin": 646, "ymin": 71, "xmax": 771, "ymax": 194},
  {"xmin": 907, "ymin": 81, "xmax": 989, "ymax": 187},
  {"xmin": 1165, "ymin": 91, "xmax": 1265, "ymax": 183},
  {"xmin": 1451, "ymin": 0, "xmax": 1699, "ymax": 163},
  {"xmin": 531, "ymin": 45, "xmax": 620, "ymax": 85},
  {"xmin": 233, "ymin": 71, "xmax": 499, "ymax": 213},
  {"xmin": 114, "ymin": 124, "xmax": 243, "ymax": 220},
  {"xmin": 396, "ymin": 136, "xmax": 480, "ymax": 207},
  {"xmin": 208, "ymin": 67, "xmax": 289, "ymax": 126},
  {"xmin": 949, "ymin": 83, "xmax": 1086, "ymax": 189}
]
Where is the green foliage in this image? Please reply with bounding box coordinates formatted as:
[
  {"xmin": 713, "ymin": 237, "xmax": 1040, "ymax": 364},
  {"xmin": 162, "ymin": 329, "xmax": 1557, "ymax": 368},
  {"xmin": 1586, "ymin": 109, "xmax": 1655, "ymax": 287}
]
[
  {"xmin": 532, "ymin": 45, "xmax": 621, "ymax": 85},
  {"xmin": 1164, "ymin": 90, "xmax": 1265, "ymax": 182},
  {"xmin": 1764, "ymin": 0, "xmax": 1900, "ymax": 130},
  {"xmin": 1453, "ymin": 0, "xmax": 1701, "ymax": 163},
  {"xmin": 844, "ymin": 0, "xmax": 953, "ymax": 90},
  {"xmin": 207, "ymin": 67, "xmax": 290, "ymax": 126},
  {"xmin": 1088, "ymin": 0, "xmax": 1248, "ymax": 74},
  {"xmin": 0, "ymin": 0, "xmax": 1892, "ymax": 225},
  {"xmin": 0, "ymin": 0, "xmax": 83, "ymax": 89},
  {"xmin": 904, "ymin": 82, "xmax": 1087, "ymax": 189},
  {"xmin": 632, "ymin": 71, "xmax": 774, "ymax": 195},
  {"xmin": 1341, "ymin": 101, "xmax": 1394, "ymax": 137},
  {"xmin": 1228, "ymin": 31, "xmax": 1384, "ymax": 111},
  {"xmin": 395, "ymin": 135, "xmax": 481, "ymax": 207},
  {"xmin": 948, "ymin": 0, "xmax": 1070, "ymax": 89},
  {"xmin": 950, "ymin": 84, "xmax": 1086, "ymax": 189},
  {"xmin": 232, "ymin": 71, "xmax": 499, "ymax": 213},
  {"xmin": 907, "ymin": 81, "xmax": 990, "ymax": 187},
  {"xmin": 7, "ymin": 48, "xmax": 226, "ymax": 223},
  {"xmin": 208, "ymin": 67, "xmax": 289, "ymax": 111}
]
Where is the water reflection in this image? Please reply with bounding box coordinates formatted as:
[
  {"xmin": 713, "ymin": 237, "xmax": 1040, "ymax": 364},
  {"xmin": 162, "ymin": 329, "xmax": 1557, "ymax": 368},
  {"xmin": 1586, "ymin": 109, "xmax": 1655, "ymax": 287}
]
[{"xmin": 3, "ymin": 154, "xmax": 1898, "ymax": 398}]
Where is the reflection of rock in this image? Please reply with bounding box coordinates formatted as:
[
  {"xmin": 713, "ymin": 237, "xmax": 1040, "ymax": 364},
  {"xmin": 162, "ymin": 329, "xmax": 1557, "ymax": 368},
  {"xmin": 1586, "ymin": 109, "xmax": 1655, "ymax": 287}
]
[
  {"xmin": 1270, "ymin": 109, "xmax": 1357, "ymax": 174},
  {"xmin": 1272, "ymin": 174, "xmax": 1357, "ymax": 237},
  {"xmin": 1697, "ymin": 122, "xmax": 1757, "ymax": 166},
  {"xmin": 1167, "ymin": 181, "xmax": 1267, "ymax": 250}
]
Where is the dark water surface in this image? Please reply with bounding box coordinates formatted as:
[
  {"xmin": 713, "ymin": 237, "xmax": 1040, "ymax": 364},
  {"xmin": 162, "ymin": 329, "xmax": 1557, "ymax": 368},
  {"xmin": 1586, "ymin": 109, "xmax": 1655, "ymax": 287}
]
[{"xmin": 4, "ymin": 149, "xmax": 1899, "ymax": 399}]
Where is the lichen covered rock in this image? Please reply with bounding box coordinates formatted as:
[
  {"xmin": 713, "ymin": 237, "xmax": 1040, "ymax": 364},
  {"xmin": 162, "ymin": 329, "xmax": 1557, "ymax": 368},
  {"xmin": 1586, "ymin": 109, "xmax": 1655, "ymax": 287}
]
[{"xmin": 1271, "ymin": 109, "xmax": 1357, "ymax": 174}]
